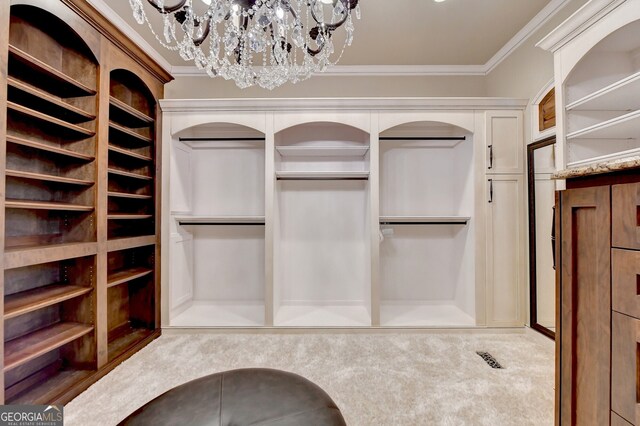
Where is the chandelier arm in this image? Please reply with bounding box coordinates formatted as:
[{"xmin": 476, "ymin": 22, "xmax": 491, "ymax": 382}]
[
  {"xmin": 308, "ymin": 0, "xmax": 351, "ymax": 31},
  {"xmin": 146, "ymin": 0, "xmax": 187, "ymax": 14},
  {"xmin": 192, "ymin": 16, "xmax": 212, "ymax": 47}
]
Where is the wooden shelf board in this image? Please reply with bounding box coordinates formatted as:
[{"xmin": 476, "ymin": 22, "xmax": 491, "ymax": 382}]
[
  {"xmin": 175, "ymin": 215, "xmax": 265, "ymax": 225},
  {"xmin": 8, "ymin": 45, "xmax": 97, "ymax": 97},
  {"xmin": 107, "ymin": 236, "xmax": 156, "ymax": 252},
  {"xmin": 6, "ymin": 368, "xmax": 93, "ymax": 405},
  {"xmin": 107, "ymin": 191, "xmax": 152, "ymax": 200},
  {"xmin": 276, "ymin": 146, "xmax": 369, "ymax": 157},
  {"xmin": 108, "ymin": 168, "xmax": 153, "ymax": 181},
  {"xmin": 567, "ymin": 71, "xmax": 640, "ymax": 112},
  {"xmin": 6, "ymin": 169, "xmax": 95, "ymax": 186},
  {"xmin": 109, "ymin": 96, "xmax": 154, "ymax": 124},
  {"xmin": 5, "ymin": 285, "xmax": 92, "ymax": 320},
  {"xmin": 107, "ymin": 214, "xmax": 153, "ymax": 220},
  {"xmin": 8, "ymin": 101, "xmax": 95, "ymax": 137},
  {"xmin": 4, "ymin": 242, "xmax": 98, "ymax": 270},
  {"xmin": 8, "ymin": 77, "xmax": 95, "ymax": 121},
  {"xmin": 567, "ymin": 109, "xmax": 640, "ymax": 140},
  {"xmin": 276, "ymin": 170, "xmax": 370, "ymax": 180},
  {"xmin": 107, "ymin": 328, "xmax": 153, "ymax": 363},
  {"xmin": 108, "ymin": 145, "xmax": 152, "ymax": 161},
  {"xmin": 4, "ymin": 322, "xmax": 94, "ymax": 372},
  {"xmin": 107, "ymin": 267, "xmax": 153, "ymax": 288},
  {"xmin": 109, "ymin": 121, "xmax": 152, "ymax": 143},
  {"xmin": 6, "ymin": 199, "xmax": 94, "ymax": 212},
  {"xmin": 379, "ymin": 215, "xmax": 470, "ymax": 224},
  {"xmin": 7, "ymin": 134, "xmax": 94, "ymax": 162}
]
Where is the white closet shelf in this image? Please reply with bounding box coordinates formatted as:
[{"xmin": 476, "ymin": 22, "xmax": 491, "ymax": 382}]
[
  {"xmin": 274, "ymin": 305, "xmax": 371, "ymax": 327},
  {"xmin": 567, "ymin": 70, "xmax": 640, "ymax": 112},
  {"xmin": 566, "ymin": 146, "xmax": 640, "ymax": 169},
  {"xmin": 174, "ymin": 215, "xmax": 265, "ymax": 225},
  {"xmin": 276, "ymin": 171, "xmax": 369, "ymax": 180},
  {"xmin": 275, "ymin": 146, "xmax": 369, "ymax": 157},
  {"xmin": 379, "ymin": 215, "xmax": 470, "ymax": 224},
  {"xmin": 567, "ymin": 109, "xmax": 640, "ymax": 140},
  {"xmin": 170, "ymin": 301, "xmax": 265, "ymax": 327},
  {"xmin": 380, "ymin": 302, "xmax": 475, "ymax": 327}
]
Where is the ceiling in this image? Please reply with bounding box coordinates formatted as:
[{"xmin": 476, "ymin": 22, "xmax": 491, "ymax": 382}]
[{"xmin": 107, "ymin": 0, "xmax": 552, "ymax": 68}]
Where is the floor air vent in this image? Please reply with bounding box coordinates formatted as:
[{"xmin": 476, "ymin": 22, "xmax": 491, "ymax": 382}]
[{"xmin": 476, "ymin": 351, "xmax": 504, "ymax": 369}]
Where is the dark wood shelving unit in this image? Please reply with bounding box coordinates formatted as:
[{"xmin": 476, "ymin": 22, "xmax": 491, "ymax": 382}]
[{"xmin": 0, "ymin": 1, "xmax": 169, "ymax": 405}]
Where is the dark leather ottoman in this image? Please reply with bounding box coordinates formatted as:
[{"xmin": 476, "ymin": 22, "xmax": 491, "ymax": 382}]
[{"xmin": 118, "ymin": 368, "xmax": 347, "ymax": 426}]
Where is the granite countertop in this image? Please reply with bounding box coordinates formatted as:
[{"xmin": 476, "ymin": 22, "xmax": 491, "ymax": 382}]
[{"xmin": 552, "ymin": 156, "xmax": 640, "ymax": 179}]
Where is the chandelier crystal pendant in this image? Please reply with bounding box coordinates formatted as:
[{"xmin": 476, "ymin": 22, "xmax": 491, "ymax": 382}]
[{"xmin": 129, "ymin": 0, "xmax": 361, "ymax": 89}]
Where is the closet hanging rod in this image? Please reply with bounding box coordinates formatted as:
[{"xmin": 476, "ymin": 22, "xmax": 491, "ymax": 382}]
[
  {"xmin": 178, "ymin": 222, "xmax": 265, "ymax": 226},
  {"xmin": 379, "ymin": 136, "xmax": 466, "ymax": 141},
  {"xmin": 179, "ymin": 137, "xmax": 265, "ymax": 141},
  {"xmin": 380, "ymin": 221, "xmax": 468, "ymax": 225},
  {"xmin": 277, "ymin": 177, "xmax": 369, "ymax": 181}
]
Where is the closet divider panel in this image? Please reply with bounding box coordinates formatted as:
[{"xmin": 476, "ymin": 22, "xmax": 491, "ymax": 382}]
[{"xmin": 0, "ymin": 0, "xmax": 10, "ymax": 401}]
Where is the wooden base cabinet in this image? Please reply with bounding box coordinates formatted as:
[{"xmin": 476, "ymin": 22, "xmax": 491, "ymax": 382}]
[
  {"xmin": 0, "ymin": 0, "xmax": 170, "ymax": 405},
  {"xmin": 557, "ymin": 178, "xmax": 640, "ymax": 425}
]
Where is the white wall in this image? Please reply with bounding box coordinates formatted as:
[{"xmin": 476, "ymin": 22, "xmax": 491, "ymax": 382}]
[{"xmin": 165, "ymin": 75, "xmax": 488, "ymax": 98}]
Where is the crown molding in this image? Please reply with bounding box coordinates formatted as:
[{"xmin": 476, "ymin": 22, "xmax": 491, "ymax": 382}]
[
  {"xmin": 171, "ymin": 64, "xmax": 487, "ymax": 77},
  {"xmin": 91, "ymin": 0, "xmax": 572, "ymax": 79},
  {"xmin": 160, "ymin": 97, "xmax": 529, "ymax": 112},
  {"xmin": 484, "ymin": 0, "xmax": 572, "ymax": 73},
  {"xmin": 536, "ymin": 0, "xmax": 624, "ymax": 52},
  {"xmin": 85, "ymin": 0, "xmax": 173, "ymax": 74}
]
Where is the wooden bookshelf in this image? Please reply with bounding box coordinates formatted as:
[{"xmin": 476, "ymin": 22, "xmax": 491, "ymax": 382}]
[{"xmin": 0, "ymin": 1, "xmax": 169, "ymax": 405}]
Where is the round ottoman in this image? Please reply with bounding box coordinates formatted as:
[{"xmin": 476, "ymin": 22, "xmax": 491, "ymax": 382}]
[{"xmin": 118, "ymin": 368, "xmax": 346, "ymax": 425}]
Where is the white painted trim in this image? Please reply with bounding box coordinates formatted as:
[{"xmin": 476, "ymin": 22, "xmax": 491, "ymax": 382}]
[
  {"xmin": 484, "ymin": 0, "xmax": 572, "ymax": 74},
  {"xmin": 86, "ymin": 0, "xmax": 173, "ymax": 74},
  {"xmin": 171, "ymin": 64, "xmax": 487, "ymax": 77},
  {"xmin": 160, "ymin": 97, "xmax": 529, "ymax": 112},
  {"xmin": 536, "ymin": 0, "xmax": 625, "ymax": 52}
]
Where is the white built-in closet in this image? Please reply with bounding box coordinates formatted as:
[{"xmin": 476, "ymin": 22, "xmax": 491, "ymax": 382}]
[
  {"xmin": 161, "ymin": 99, "xmax": 527, "ymax": 329},
  {"xmin": 379, "ymin": 122, "xmax": 474, "ymax": 326}
]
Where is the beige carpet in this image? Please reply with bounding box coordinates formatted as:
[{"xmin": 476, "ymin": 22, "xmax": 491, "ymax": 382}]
[{"xmin": 65, "ymin": 330, "xmax": 554, "ymax": 426}]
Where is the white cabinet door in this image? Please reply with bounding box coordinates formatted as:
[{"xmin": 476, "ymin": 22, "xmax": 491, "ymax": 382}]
[
  {"xmin": 485, "ymin": 175, "xmax": 526, "ymax": 326},
  {"xmin": 485, "ymin": 111, "xmax": 524, "ymax": 174}
]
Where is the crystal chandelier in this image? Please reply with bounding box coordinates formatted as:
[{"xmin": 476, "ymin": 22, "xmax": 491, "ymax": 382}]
[{"xmin": 129, "ymin": 0, "xmax": 361, "ymax": 89}]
